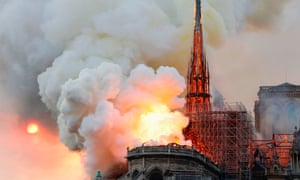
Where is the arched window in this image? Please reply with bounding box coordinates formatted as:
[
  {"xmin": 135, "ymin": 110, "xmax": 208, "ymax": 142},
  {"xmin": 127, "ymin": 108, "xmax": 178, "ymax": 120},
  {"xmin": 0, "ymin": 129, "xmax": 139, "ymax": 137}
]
[{"xmin": 148, "ymin": 168, "xmax": 163, "ymax": 180}]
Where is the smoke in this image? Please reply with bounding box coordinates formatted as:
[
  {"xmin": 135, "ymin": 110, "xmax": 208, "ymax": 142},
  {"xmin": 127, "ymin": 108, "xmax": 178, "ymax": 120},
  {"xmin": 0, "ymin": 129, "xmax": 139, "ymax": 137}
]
[
  {"xmin": 0, "ymin": 1, "xmax": 60, "ymax": 121},
  {"xmin": 53, "ymin": 62, "xmax": 187, "ymax": 176},
  {"xmin": 208, "ymin": 0, "xmax": 300, "ymax": 138},
  {"xmin": 248, "ymin": 0, "xmax": 292, "ymax": 29},
  {"xmin": 257, "ymin": 94, "xmax": 300, "ymax": 139},
  {"xmin": 0, "ymin": 0, "xmax": 298, "ymax": 179},
  {"xmin": 38, "ymin": 0, "xmax": 189, "ymax": 176}
]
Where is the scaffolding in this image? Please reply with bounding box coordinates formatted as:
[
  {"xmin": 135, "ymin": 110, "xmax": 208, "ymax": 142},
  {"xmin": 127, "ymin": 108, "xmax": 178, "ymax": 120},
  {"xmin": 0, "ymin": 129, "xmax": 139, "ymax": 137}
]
[
  {"xmin": 184, "ymin": 103, "xmax": 253, "ymax": 179},
  {"xmin": 184, "ymin": 1, "xmax": 254, "ymax": 179}
]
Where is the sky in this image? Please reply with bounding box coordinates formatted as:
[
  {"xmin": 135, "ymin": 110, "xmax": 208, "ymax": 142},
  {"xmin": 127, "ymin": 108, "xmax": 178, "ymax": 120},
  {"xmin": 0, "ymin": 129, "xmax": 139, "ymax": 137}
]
[
  {"xmin": 0, "ymin": 113, "xmax": 87, "ymax": 179},
  {"xmin": 0, "ymin": 0, "xmax": 300, "ymax": 179}
]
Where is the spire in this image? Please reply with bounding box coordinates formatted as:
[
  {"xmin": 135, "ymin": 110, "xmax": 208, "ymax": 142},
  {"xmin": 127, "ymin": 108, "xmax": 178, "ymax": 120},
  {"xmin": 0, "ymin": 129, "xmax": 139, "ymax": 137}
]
[
  {"xmin": 185, "ymin": 0, "xmax": 211, "ymax": 114},
  {"xmin": 195, "ymin": 0, "xmax": 201, "ymax": 29}
]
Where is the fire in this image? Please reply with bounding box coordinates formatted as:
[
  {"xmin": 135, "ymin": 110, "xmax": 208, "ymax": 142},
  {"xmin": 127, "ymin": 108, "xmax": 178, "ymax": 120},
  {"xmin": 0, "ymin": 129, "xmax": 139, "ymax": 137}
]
[
  {"xmin": 134, "ymin": 104, "xmax": 188, "ymax": 145},
  {"xmin": 27, "ymin": 122, "xmax": 39, "ymax": 135}
]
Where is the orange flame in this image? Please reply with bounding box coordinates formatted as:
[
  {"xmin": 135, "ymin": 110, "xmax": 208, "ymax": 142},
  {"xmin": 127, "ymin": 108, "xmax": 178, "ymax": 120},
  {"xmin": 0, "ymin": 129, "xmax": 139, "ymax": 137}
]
[{"xmin": 132, "ymin": 104, "xmax": 188, "ymax": 145}]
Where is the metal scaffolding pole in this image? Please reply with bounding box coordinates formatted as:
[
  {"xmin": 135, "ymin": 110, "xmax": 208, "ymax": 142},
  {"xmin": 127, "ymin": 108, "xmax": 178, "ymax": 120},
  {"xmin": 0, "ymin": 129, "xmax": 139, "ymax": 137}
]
[{"xmin": 185, "ymin": 103, "xmax": 253, "ymax": 179}]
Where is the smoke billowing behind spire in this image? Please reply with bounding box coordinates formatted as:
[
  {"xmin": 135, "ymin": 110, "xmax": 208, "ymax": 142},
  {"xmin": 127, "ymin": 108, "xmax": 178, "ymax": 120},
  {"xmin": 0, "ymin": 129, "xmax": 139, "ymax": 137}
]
[{"xmin": 0, "ymin": 0, "xmax": 298, "ymax": 178}]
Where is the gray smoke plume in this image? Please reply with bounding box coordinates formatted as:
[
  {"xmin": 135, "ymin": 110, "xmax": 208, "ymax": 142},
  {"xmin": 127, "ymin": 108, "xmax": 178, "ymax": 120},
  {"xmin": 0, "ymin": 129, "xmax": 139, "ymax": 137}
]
[{"xmin": 0, "ymin": 0, "xmax": 296, "ymax": 179}]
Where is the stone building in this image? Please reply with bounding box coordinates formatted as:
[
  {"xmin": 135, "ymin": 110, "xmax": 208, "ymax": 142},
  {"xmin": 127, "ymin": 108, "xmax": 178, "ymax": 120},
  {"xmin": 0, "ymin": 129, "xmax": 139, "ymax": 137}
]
[
  {"xmin": 254, "ymin": 82, "xmax": 300, "ymax": 138},
  {"xmin": 251, "ymin": 128, "xmax": 300, "ymax": 180},
  {"xmin": 118, "ymin": 143, "xmax": 220, "ymax": 180}
]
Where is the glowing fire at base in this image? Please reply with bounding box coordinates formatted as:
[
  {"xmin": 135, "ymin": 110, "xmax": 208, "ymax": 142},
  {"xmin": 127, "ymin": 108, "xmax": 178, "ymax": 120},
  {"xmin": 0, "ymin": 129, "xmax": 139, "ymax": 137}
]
[
  {"xmin": 133, "ymin": 104, "xmax": 189, "ymax": 145},
  {"xmin": 27, "ymin": 122, "xmax": 39, "ymax": 135}
]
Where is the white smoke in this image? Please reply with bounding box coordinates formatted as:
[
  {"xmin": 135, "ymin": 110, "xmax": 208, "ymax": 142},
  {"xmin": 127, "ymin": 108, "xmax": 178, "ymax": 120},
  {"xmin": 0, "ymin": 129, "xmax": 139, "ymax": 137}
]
[
  {"xmin": 0, "ymin": 0, "xmax": 296, "ymax": 178},
  {"xmin": 55, "ymin": 62, "xmax": 187, "ymax": 176}
]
